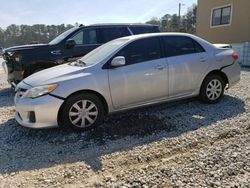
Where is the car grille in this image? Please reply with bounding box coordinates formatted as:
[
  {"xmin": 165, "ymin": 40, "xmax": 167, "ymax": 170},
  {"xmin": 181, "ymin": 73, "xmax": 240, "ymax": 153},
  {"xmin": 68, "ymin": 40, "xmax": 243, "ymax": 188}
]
[
  {"xmin": 3, "ymin": 53, "xmax": 13, "ymax": 61},
  {"xmin": 2, "ymin": 53, "xmax": 7, "ymax": 60}
]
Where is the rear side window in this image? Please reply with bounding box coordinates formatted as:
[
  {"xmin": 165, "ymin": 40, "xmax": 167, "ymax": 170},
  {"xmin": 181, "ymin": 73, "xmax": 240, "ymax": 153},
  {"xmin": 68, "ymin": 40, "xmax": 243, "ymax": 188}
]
[
  {"xmin": 162, "ymin": 36, "xmax": 205, "ymax": 57},
  {"xmin": 70, "ymin": 29, "xmax": 98, "ymax": 45},
  {"xmin": 117, "ymin": 37, "xmax": 161, "ymax": 65},
  {"xmin": 129, "ymin": 26, "xmax": 160, "ymax": 35},
  {"xmin": 99, "ymin": 27, "xmax": 130, "ymax": 43}
]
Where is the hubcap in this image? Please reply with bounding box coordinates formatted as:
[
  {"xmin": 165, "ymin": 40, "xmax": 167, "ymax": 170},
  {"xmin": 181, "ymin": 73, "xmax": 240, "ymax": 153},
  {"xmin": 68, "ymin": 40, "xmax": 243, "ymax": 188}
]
[
  {"xmin": 206, "ymin": 79, "xmax": 223, "ymax": 101},
  {"xmin": 69, "ymin": 100, "xmax": 98, "ymax": 128}
]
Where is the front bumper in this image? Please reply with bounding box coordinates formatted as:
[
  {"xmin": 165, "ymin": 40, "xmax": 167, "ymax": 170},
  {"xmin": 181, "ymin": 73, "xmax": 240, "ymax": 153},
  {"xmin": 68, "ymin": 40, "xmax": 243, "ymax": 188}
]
[
  {"xmin": 2, "ymin": 58, "xmax": 23, "ymax": 85},
  {"xmin": 15, "ymin": 94, "xmax": 64, "ymax": 129},
  {"xmin": 2, "ymin": 61, "xmax": 7, "ymax": 73}
]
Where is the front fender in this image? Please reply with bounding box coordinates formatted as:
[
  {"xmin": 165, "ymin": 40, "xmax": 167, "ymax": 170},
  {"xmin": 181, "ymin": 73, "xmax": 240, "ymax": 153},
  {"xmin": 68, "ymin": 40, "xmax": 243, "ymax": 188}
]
[{"xmin": 50, "ymin": 70, "xmax": 113, "ymax": 112}]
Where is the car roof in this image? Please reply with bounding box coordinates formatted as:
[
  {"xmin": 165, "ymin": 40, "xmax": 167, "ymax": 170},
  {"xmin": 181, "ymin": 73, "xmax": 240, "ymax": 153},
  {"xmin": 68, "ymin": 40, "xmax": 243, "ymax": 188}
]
[
  {"xmin": 81, "ymin": 23, "xmax": 158, "ymax": 28},
  {"xmin": 117, "ymin": 32, "xmax": 215, "ymax": 51},
  {"xmin": 119, "ymin": 32, "xmax": 195, "ymax": 40}
]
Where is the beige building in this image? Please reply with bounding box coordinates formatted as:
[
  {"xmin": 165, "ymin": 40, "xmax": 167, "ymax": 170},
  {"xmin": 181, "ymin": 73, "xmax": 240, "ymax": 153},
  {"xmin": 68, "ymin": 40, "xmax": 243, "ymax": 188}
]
[
  {"xmin": 197, "ymin": 0, "xmax": 250, "ymax": 44},
  {"xmin": 197, "ymin": 0, "xmax": 250, "ymax": 66}
]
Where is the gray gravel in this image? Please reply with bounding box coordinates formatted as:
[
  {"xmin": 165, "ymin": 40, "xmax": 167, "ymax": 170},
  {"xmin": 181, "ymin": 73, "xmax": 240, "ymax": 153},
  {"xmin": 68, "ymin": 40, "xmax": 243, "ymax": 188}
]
[{"xmin": 0, "ymin": 57, "xmax": 249, "ymax": 187}]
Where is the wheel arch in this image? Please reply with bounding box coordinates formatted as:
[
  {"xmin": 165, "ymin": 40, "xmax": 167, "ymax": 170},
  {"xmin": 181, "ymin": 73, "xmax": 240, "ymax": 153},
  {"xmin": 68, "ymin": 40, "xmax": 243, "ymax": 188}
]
[
  {"xmin": 201, "ymin": 70, "xmax": 229, "ymax": 89},
  {"xmin": 57, "ymin": 89, "xmax": 109, "ymax": 123}
]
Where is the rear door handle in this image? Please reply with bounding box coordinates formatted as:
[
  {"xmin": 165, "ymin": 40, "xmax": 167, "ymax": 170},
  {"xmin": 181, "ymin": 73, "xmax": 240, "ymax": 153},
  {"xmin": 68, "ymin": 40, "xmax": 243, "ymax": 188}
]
[{"xmin": 155, "ymin": 65, "xmax": 164, "ymax": 70}]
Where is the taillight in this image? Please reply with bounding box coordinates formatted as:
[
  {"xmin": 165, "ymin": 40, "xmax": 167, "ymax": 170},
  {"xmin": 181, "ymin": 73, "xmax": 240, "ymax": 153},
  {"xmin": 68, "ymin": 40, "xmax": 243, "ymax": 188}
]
[{"xmin": 232, "ymin": 53, "xmax": 239, "ymax": 60}]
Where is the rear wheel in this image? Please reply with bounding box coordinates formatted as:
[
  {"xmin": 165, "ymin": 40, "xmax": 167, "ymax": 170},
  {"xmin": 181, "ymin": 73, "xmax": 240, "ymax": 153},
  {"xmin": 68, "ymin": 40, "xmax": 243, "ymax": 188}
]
[
  {"xmin": 199, "ymin": 74, "xmax": 225, "ymax": 104},
  {"xmin": 58, "ymin": 93, "xmax": 104, "ymax": 131}
]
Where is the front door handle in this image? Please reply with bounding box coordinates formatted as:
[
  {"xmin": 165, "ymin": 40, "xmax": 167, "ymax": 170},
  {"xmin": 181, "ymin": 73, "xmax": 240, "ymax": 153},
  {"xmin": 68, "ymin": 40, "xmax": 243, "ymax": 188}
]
[
  {"xmin": 51, "ymin": 50, "xmax": 62, "ymax": 55},
  {"xmin": 200, "ymin": 57, "xmax": 207, "ymax": 62},
  {"xmin": 155, "ymin": 65, "xmax": 164, "ymax": 70}
]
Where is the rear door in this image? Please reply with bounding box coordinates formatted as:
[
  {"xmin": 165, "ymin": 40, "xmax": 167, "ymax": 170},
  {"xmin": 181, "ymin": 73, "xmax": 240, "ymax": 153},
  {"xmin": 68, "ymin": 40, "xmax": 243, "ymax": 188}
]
[
  {"xmin": 99, "ymin": 27, "xmax": 131, "ymax": 43},
  {"xmin": 129, "ymin": 26, "xmax": 160, "ymax": 35},
  {"xmin": 108, "ymin": 37, "xmax": 168, "ymax": 109},
  {"xmin": 162, "ymin": 36, "xmax": 209, "ymax": 97}
]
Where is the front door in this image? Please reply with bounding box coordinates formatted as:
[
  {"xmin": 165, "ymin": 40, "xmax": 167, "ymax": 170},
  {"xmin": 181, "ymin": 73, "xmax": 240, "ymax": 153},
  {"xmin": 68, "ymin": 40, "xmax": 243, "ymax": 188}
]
[
  {"xmin": 108, "ymin": 37, "xmax": 168, "ymax": 109},
  {"xmin": 65, "ymin": 28, "xmax": 101, "ymax": 61}
]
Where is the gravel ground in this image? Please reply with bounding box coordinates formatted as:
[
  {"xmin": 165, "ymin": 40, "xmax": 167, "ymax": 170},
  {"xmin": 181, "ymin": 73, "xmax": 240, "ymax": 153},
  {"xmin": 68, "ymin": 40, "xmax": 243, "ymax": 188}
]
[{"xmin": 0, "ymin": 57, "xmax": 249, "ymax": 187}]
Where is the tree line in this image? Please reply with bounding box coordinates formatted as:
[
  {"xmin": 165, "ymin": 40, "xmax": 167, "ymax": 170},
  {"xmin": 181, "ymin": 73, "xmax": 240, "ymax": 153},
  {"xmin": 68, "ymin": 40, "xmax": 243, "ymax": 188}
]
[
  {"xmin": 146, "ymin": 4, "xmax": 197, "ymax": 33},
  {"xmin": 0, "ymin": 4, "xmax": 197, "ymax": 48},
  {"xmin": 0, "ymin": 24, "xmax": 74, "ymax": 48}
]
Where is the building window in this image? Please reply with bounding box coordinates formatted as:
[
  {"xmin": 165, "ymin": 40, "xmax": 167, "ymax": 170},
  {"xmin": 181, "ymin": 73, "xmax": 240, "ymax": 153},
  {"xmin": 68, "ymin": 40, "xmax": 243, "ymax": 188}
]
[{"xmin": 212, "ymin": 5, "xmax": 232, "ymax": 26}]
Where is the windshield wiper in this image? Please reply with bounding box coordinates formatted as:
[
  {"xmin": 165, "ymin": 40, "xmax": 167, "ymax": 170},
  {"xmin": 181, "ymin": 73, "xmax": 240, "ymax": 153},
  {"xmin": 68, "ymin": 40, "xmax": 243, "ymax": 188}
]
[
  {"xmin": 77, "ymin": 60, "xmax": 86, "ymax": 65},
  {"xmin": 70, "ymin": 59, "xmax": 86, "ymax": 67}
]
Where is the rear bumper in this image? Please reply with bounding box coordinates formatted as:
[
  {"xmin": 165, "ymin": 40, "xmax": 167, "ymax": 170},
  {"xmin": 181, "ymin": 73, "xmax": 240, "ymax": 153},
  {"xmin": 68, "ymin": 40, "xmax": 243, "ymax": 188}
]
[
  {"xmin": 221, "ymin": 62, "xmax": 241, "ymax": 88},
  {"xmin": 15, "ymin": 94, "xmax": 64, "ymax": 129}
]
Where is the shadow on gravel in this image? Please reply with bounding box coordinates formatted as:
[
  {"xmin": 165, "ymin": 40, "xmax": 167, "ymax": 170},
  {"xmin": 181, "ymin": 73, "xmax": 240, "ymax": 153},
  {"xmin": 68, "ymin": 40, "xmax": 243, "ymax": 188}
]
[
  {"xmin": 0, "ymin": 95, "xmax": 245, "ymax": 173},
  {"xmin": 0, "ymin": 88, "xmax": 14, "ymax": 107}
]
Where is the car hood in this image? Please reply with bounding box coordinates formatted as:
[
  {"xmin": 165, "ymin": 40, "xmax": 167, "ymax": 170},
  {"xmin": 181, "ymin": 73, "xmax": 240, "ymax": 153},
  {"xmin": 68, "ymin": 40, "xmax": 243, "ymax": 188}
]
[
  {"xmin": 22, "ymin": 64, "xmax": 89, "ymax": 87},
  {"xmin": 5, "ymin": 44, "xmax": 50, "ymax": 53}
]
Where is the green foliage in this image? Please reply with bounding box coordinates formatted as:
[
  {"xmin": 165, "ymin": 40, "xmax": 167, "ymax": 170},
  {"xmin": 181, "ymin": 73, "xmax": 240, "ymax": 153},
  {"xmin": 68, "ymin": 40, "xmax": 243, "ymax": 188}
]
[
  {"xmin": 146, "ymin": 4, "xmax": 197, "ymax": 33},
  {"xmin": 0, "ymin": 24, "xmax": 74, "ymax": 48}
]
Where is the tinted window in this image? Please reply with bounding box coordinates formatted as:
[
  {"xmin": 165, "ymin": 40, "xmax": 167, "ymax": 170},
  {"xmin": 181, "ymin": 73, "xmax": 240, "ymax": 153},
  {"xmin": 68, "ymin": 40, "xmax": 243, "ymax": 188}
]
[
  {"xmin": 129, "ymin": 26, "xmax": 160, "ymax": 35},
  {"xmin": 49, "ymin": 27, "xmax": 78, "ymax": 45},
  {"xmin": 193, "ymin": 40, "xmax": 205, "ymax": 53},
  {"xmin": 118, "ymin": 37, "xmax": 161, "ymax": 65},
  {"xmin": 100, "ymin": 27, "xmax": 130, "ymax": 43},
  {"xmin": 163, "ymin": 36, "xmax": 205, "ymax": 57},
  {"xmin": 70, "ymin": 29, "xmax": 98, "ymax": 45},
  {"xmin": 212, "ymin": 6, "xmax": 231, "ymax": 26}
]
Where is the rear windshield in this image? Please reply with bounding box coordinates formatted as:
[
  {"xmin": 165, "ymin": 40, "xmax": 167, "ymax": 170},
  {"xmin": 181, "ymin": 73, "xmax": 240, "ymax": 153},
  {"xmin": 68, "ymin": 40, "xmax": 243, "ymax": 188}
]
[{"xmin": 129, "ymin": 26, "xmax": 160, "ymax": 35}]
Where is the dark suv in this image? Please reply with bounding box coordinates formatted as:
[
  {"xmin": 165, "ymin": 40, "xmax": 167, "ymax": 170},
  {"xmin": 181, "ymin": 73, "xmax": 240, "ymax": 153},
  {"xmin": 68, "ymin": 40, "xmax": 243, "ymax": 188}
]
[{"xmin": 2, "ymin": 24, "xmax": 160, "ymax": 86}]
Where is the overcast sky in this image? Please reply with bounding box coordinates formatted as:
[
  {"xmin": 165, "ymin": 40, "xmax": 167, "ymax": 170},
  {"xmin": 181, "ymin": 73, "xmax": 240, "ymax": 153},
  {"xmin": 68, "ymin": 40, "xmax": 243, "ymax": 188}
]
[{"xmin": 0, "ymin": 0, "xmax": 197, "ymax": 28}]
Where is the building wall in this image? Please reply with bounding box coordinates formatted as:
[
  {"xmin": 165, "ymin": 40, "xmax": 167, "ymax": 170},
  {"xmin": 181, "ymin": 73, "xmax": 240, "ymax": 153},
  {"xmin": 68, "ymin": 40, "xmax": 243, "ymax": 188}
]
[{"xmin": 197, "ymin": 0, "xmax": 250, "ymax": 44}]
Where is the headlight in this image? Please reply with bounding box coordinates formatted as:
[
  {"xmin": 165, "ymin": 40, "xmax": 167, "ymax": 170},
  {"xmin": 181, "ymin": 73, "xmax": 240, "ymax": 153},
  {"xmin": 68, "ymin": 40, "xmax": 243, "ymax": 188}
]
[
  {"xmin": 8, "ymin": 52, "xmax": 14, "ymax": 57},
  {"xmin": 22, "ymin": 84, "xmax": 58, "ymax": 98}
]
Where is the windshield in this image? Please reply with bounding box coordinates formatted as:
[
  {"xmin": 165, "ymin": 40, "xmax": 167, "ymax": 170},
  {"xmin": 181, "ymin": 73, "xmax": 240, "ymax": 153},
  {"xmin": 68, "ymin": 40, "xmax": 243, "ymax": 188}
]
[
  {"xmin": 49, "ymin": 27, "xmax": 78, "ymax": 45},
  {"xmin": 74, "ymin": 38, "xmax": 129, "ymax": 66}
]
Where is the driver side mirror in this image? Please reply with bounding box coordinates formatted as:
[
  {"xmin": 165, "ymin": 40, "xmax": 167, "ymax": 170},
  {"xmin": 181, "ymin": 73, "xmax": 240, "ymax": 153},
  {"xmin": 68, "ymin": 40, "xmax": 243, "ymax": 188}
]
[
  {"xmin": 65, "ymin": 39, "xmax": 76, "ymax": 49},
  {"xmin": 111, "ymin": 56, "xmax": 126, "ymax": 67}
]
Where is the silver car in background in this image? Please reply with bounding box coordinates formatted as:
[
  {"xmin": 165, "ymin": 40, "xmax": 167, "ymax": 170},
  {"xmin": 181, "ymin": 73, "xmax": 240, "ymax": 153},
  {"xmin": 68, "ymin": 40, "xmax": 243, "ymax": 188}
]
[{"xmin": 14, "ymin": 33, "xmax": 241, "ymax": 131}]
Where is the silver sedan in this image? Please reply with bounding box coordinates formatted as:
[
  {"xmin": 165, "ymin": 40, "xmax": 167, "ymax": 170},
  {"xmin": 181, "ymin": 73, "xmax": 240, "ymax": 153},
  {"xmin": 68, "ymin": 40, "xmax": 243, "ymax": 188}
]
[{"xmin": 14, "ymin": 33, "xmax": 241, "ymax": 131}]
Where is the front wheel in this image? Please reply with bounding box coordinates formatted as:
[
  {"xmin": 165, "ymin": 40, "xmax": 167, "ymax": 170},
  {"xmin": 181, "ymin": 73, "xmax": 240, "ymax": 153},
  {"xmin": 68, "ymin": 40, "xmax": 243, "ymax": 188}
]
[
  {"xmin": 58, "ymin": 93, "xmax": 105, "ymax": 131},
  {"xmin": 199, "ymin": 74, "xmax": 225, "ymax": 104}
]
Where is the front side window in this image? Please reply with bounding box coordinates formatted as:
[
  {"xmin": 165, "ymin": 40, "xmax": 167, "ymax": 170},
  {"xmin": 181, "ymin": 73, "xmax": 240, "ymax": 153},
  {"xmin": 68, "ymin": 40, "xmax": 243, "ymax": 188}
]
[
  {"xmin": 70, "ymin": 29, "xmax": 98, "ymax": 45},
  {"xmin": 163, "ymin": 36, "xmax": 205, "ymax": 57},
  {"xmin": 117, "ymin": 38, "xmax": 161, "ymax": 65},
  {"xmin": 77, "ymin": 38, "xmax": 129, "ymax": 66},
  {"xmin": 49, "ymin": 27, "xmax": 78, "ymax": 45},
  {"xmin": 212, "ymin": 6, "xmax": 231, "ymax": 26}
]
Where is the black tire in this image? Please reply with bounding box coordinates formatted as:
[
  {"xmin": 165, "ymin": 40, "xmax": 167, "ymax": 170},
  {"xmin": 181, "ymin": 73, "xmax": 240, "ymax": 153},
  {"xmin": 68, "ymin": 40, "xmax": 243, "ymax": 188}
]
[
  {"xmin": 58, "ymin": 92, "xmax": 105, "ymax": 131},
  {"xmin": 199, "ymin": 74, "xmax": 225, "ymax": 104}
]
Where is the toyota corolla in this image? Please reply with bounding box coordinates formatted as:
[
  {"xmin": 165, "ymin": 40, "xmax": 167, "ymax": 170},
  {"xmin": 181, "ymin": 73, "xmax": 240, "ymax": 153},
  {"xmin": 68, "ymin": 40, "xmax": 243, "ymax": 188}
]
[{"xmin": 14, "ymin": 33, "xmax": 240, "ymax": 131}]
